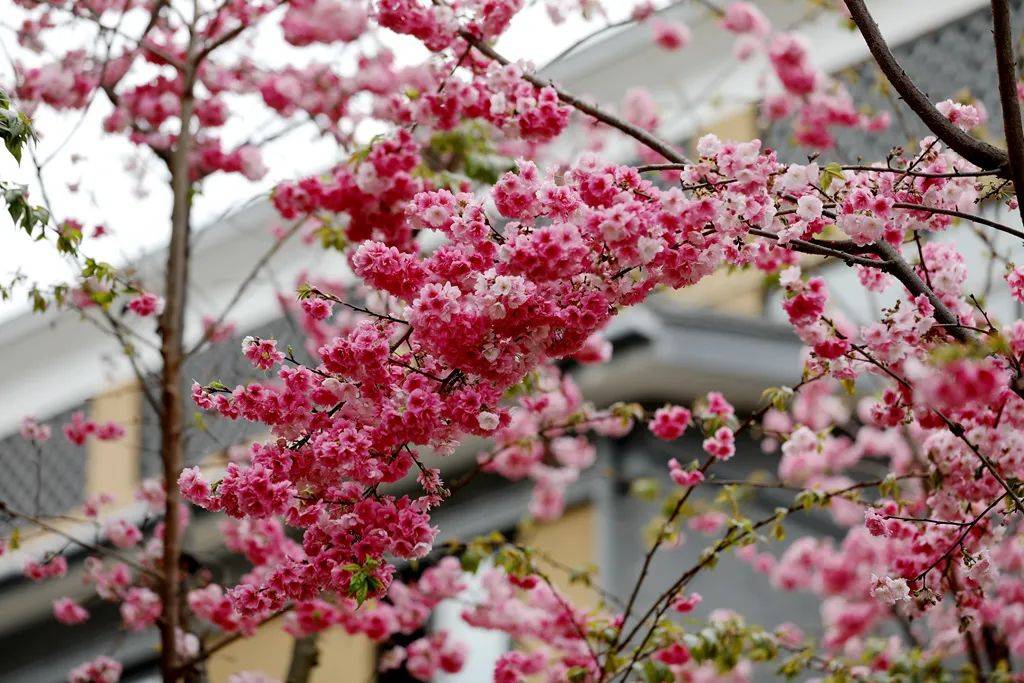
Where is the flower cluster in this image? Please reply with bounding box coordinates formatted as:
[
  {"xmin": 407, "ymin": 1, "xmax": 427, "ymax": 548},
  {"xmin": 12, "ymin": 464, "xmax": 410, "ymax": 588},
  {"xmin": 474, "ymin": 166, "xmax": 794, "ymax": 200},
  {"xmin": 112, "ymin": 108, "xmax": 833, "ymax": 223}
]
[
  {"xmin": 15, "ymin": 0, "xmax": 1024, "ymax": 681},
  {"xmin": 60, "ymin": 411, "xmax": 125, "ymax": 446}
]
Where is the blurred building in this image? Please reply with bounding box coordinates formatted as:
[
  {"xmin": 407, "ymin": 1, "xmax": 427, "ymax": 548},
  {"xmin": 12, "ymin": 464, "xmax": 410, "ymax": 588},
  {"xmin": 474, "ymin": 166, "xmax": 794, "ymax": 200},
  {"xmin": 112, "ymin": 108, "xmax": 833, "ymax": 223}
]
[{"xmin": 0, "ymin": 0, "xmax": 1019, "ymax": 680}]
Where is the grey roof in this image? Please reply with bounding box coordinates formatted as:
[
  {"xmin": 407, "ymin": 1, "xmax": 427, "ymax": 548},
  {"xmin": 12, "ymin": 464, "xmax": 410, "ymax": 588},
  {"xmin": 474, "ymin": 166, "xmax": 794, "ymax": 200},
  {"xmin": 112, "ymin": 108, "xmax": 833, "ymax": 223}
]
[{"xmin": 767, "ymin": 0, "xmax": 1022, "ymax": 162}]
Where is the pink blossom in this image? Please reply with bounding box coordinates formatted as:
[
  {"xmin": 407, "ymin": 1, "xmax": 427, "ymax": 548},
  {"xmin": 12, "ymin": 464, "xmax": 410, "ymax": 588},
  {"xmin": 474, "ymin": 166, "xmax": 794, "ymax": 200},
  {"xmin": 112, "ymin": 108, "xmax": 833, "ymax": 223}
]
[
  {"xmin": 649, "ymin": 405, "xmax": 692, "ymax": 440},
  {"xmin": 20, "ymin": 416, "xmax": 52, "ymax": 442},
  {"xmin": 120, "ymin": 587, "xmax": 162, "ymax": 631},
  {"xmin": 95, "ymin": 421, "xmax": 125, "ymax": 441},
  {"xmin": 702, "ymin": 426, "xmax": 736, "ymax": 460},
  {"xmin": 127, "ymin": 292, "xmax": 165, "ymax": 317},
  {"xmin": 1007, "ymin": 265, "xmax": 1024, "ymax": 302},
  {"xmin": 69, "ymin": 656, "xmax": 122, "ymax": 683},
  {"xmin": 671, "ymin": 592, "xmax": 702, "ymax": 613},
  {"xmin": 651, "ymin": 19, "xmax": 690, "ymax": 50},
  {"xmin": 104, "ymin": 519, "xmax": 143, "ymax": 549},
  {"xmin": 653, "ymin": 642, "xmax": 691, "ymax": 665},
  {"xmin": 721, "ymin": 2, "xmax": 771, "ymax": 36},
  {"xmin": 53, "ymin": 597, "xmax": 90, "ymax": 625},
  {"xmin": 242, "ymin": 336, "xmax": 285, "ymax": 371},
  {"xmin": 405, "ymin": 632, "xmax": 466, "ymax": 680},
  {"xmin": 668, "ymin": 458, "xmax": 704, "ymax": 487},
  {"xmin": 300, "ymin": 297, "xmax": 333, "ymax": 321},
  {"xmin": 25, "ymin": 556, "xmax": 68, "ymax": 582},
  {"xmin": 936, "ymin": 99, "xmax": 984, "ymax": 131},
  {"xmin": 201, "ymin": 316, "xmax": 237, "ymax": 343},
  {"xmin": 869, "ymin": 574, "xmax": 910, "ymax": 604},
  {"xmin": 62, "ymin": 411, "xmax": 97, "ymax": 446}
]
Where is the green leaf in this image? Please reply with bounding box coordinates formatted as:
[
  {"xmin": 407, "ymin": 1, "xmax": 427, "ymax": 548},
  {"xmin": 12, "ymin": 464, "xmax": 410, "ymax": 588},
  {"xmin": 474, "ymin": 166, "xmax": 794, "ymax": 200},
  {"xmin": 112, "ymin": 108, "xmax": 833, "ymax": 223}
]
[
  {"xmin": 630, "ymin": 477, "xmax": 661, "ymax": 502},
  {"xmin": 819, "ymin": 162, "xmax": 844, "ymax": 191}
]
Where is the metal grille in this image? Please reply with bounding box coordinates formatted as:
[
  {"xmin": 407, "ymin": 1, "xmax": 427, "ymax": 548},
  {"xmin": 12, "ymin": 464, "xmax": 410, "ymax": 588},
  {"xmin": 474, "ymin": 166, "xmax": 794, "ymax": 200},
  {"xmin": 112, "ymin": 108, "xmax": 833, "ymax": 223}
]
[
  {"xmin": 0, "ymin": 406, "xmax": 87, "ymax": 531},
  {"xmin": 765, "ymin": 1, "xmax": 1024, "ymax": 162},
  {"xmin": 0, "ymin": 312, "xmax": 308, "ymax": 528},
  {"xmin": 139, "ymin": 313, "xmax": 310, "ymax": 478}
]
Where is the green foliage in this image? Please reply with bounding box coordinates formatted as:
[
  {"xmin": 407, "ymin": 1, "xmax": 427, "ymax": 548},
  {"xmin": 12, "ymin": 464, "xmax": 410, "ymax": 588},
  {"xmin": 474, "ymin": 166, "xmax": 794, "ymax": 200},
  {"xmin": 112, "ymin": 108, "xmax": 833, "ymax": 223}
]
[
  {"xmin": 0, "ymin": 89, "xmax": 34, "ymax": 163},
  {"xmin": 343, "ymin": 557, "xmax": 382, "ymax": 606},
  {"xmin": 630, "ymin": 477, "xmax": 661, "ymax": 502},
  {"xmin": 494, "ymin": 543, "xmax": 532, "ymax": 578},
  {"xmin": 456, "ymin": 531, "xmax": 508, "ymax": 573},
  {"xmin": 640, "ymin": 660, "xmax": 673, "ymax": 683},
  {"xmin": 818, "ymin": 162, "xmax": 844, "ymax": 192},
  {"xmin": 313, "ymin": 218, "xmax": 349, "ymax": 253},
  {"xmin": 503, "ymin": 369, "xmax": 541, "ymax": 399},
  {"xmin": 0, "ymin": 90, "xmax": 50, "ymax": 239},
  {"xmin": 761, "ymin": 385, "xmax": 795, "ymax": 412},
  {"xmin": 3, "ymin": 182, "xmax": 50, "ymax": 239},
  {"xmin": 420, "ymin": 122, "xmax": 513, "ymax": 187},
  {"xmin": 609, "ymin": 401, "xmax": 645, "ymax": 427}
]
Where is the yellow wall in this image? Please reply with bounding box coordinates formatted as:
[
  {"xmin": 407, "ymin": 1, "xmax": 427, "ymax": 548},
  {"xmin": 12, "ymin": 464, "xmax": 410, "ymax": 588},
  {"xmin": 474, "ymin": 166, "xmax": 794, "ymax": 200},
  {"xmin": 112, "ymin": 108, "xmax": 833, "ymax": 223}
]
[
  {"xmin": 80, "ymin": 380, "xmax": 375, "ymax": 683},
  {"xmin": 86, "ymin": 381, "xmax": 141, "ymax": 505},
  {"xmin": 208, "ymin": 623, "xmax": 375, "ymax": 683},
  {"xmin": 520, "ymin": 504, "xmax": 597, "ymax": 609},
  {"xmin": 664, "ymin": 105, "xmax": 767, "ymax": 316}
]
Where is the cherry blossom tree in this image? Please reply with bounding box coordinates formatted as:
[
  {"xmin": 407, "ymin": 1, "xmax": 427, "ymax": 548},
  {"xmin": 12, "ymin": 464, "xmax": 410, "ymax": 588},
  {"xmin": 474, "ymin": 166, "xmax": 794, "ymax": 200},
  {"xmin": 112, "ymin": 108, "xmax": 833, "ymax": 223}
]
[{"xmin": 7, "ymin": 0, "xmax": 1024, "ymax": 681}]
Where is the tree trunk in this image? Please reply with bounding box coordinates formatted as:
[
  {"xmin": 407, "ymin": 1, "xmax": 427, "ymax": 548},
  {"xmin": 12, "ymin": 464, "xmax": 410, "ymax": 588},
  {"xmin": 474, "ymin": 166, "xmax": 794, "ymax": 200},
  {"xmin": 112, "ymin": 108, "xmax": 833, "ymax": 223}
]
[
  {"xmin": 158, "ymin": 68, "xmax": 197, "ymax": 682},
  {"xmin": 285, "ymin": 634, "xmax": 322, "ymax": 683}
]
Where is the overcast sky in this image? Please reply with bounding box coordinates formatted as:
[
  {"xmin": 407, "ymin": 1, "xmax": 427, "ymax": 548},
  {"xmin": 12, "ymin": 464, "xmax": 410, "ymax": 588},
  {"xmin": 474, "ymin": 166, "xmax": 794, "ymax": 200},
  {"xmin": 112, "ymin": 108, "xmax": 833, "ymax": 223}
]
[{"xmin": 0, "ymin": 2, "xmax": 645, "ymax": 322}]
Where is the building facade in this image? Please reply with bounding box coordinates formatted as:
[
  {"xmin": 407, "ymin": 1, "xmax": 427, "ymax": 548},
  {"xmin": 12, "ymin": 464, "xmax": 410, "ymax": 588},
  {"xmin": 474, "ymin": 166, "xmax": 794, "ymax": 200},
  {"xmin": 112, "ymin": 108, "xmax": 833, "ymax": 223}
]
[{"xmin": 0, "ymin": 1, "xmax": 1018, "ymax": 680}]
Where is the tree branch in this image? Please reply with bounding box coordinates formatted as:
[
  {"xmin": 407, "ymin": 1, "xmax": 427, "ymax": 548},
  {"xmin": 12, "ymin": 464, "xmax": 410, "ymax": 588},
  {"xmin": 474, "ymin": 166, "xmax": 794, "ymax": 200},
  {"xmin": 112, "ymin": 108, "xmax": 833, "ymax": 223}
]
[
  {"xmin": 990, "ymin": 0, "xmax": 1024, "ymax": 227},
  {"xmin": 844, "ymin": 0, "xmax": 1008, "ymax": 173},
  {"xmin": 285, "ymin": 634, "xmax": 321, "ymax": 683},
  {"xmin": 873, "ymin": 241, "xmax": 971, "ymax": 343},
  {"xmin": 460, "ymin": 32, "xmax": 688, "ymax": 164},
  {"xmin": 185, "ymin": 213, "xmax": 309, "ymax": 358},
  {"xmin": 893, "ymin": 202, "xmax": 1024, "ymax": 241},
  {"xmin": 0, "ymin": 499, "xmax": 163, "ymax": 580}
]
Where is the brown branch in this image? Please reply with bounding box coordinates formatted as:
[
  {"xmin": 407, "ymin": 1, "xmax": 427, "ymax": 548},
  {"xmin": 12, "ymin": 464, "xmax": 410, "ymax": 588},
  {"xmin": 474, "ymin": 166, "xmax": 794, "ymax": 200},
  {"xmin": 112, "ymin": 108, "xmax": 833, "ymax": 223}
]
[
  {"xmin": 157, "ymin": 26, "xmax": 200, "ymax": 682},
  {"xmin": 845, "ymin": 343, "xmax": 1024, "ymax": 512},
  {"xmin": 893, "ymin": 202, "xmax": 1024, "ymax": 241},
  {"xmin": 639, "ymin": 162, "xmax": 1000, "ymax": 179},
  {"xmin": 96, "ymin": 307, "xmax": 162, "ymax": 414},
  {"xmin": 913, "ymin": 492, "xmax": 1008, "ymax": 581},
  {"xmin": 990, "ymin": 0, "xmax": 1024, "ymax": 228},
  {"xmin": 185, "ymin": 213, "xmax": 309, "ymax": 358},
  {"xmin": 843, "ymin": 0, "xmax": 1008, "ymax": 173},
  {"xmin": 610, "ymin": 475, "xmax": 921, "ymax": 680},
  {"xmin": 460, "ymin": 32, "xmax": 688, "ymax": 164},
  {"xmin": 840, "ymin": 164, "xmax": 1000, "ymax": 179},
  {"xmin": 541, "ymin": 0, "xmax": 695, "ymax": 70},
  {"xmin": 0, "ymin": 500, "xmax": 162, "ymax": 580},
  {"xmin": 285, "ymin": 633, "xmax": 321, "ymax": 683},
  {"xmin": 746, "ymin": 228, "xmax": 883, "ymax": 267},
  {"xmin": 872, "ymin": 241, "xmax": 971, "ymax": 343},
  {"xmin": 610, "ymin": 372, "xmax": 826, "ymax": 661}
]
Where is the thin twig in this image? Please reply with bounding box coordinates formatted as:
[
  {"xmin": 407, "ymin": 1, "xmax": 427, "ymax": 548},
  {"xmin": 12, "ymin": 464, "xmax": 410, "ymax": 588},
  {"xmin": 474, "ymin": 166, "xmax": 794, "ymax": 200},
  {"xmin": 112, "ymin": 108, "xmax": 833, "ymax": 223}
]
[{"xmin": 461, "ymin": 32, "xmax": 688, "ymax": 164}]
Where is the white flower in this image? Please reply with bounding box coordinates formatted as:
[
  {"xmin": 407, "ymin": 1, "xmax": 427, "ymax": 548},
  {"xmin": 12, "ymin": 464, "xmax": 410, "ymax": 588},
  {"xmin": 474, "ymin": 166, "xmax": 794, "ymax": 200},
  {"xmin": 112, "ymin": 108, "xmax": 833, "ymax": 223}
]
[
  {"xmin": 778, "ymin": 265, "xmax": 802, "ymax": 288},
  {"xmin": 795, "ymin": 194, "xmax": 824, "ymax": 222},
  {"xmin": 869, "ymin": 574, "xmax": 910, "ymax": 604},
  {"xmin": 637, "ymin": 236, "xmax": 663, "ymax": 263},
  {"xmin": 477, "ymin": 411, "xmax": 499, "ymax": 431},
  {"xmin": 778, "ymin": 163, "xmax": 819, "ymax": 191},
  {"xmin": 696, "ymin": 133, "xmax": 722, "ymax": 157}
]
